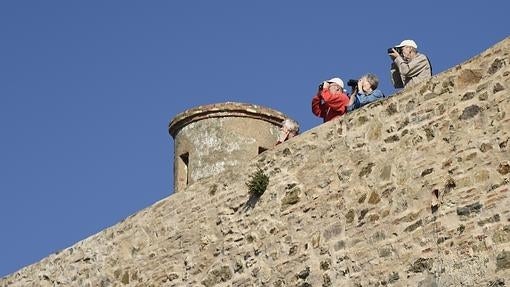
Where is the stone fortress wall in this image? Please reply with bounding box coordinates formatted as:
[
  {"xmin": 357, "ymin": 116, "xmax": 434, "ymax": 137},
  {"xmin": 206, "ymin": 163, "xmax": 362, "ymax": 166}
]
[
  {"xmin": 169, "ymin": 102, "xmax": 290, "ymax": 193},
  {"xmin": 1, "ymin": 37, "xmax": 509, "ymax": 286}
]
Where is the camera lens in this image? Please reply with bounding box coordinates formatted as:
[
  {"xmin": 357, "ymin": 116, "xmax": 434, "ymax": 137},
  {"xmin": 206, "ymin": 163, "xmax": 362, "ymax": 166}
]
[{"xmin": 347, "ymin": 79, "xmax": 358, "ymax": 87}]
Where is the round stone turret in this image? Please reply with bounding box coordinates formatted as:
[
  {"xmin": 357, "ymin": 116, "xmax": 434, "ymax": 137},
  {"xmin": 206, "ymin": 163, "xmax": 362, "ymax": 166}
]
[{"xmin": 169, "ymin": 102, "xmax": 291, "ymax": 193}]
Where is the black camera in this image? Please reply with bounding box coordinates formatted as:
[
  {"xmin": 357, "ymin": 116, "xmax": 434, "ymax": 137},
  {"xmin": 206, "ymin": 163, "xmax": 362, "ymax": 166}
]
[
  {"xmin": 387, "ymin": 47, "xmax": 402, "ymax": 54},
  {"xmin": 347, "ymin": 79, "xmax": 358, "ymax": 88}
]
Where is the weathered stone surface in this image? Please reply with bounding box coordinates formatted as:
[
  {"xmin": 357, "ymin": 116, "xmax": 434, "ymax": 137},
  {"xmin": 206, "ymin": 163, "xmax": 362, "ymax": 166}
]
[
  {"xmin": 367, "ymin": 192, "xmax": 381, "ymax": 204},
  {"xmin": 493, "ymin": 82, "xmax": 505, "ymax": 93},
  {"xmin": 457, "ymin": 69, "xmax": 483, "ymax": 88},
  {"xmin": 497, "ymin": 162, "xmax": 510, "ymax": 175},
  {"xmin": 457, "ymin": 202, "xmax": 483, "ymax": 216},
  {"xmin": 404, "ymin": 219, "xmax": 423, "ymax": 233},
  {"xmin": 488, "ymin": 58, "xmax": 506, "ymax": 75},
  {"xmin": 492, "ymin": 225, "xmax": 510, "ymax": 244},
  {"xmin": 459, "ymin": 104, "xmax": 481, "ymax": 120},
  {"xmin": 408, "ymin": 258, "xmax": 433, "ymax": 273},
  {"xmin": 2, "ymin": 37, "xmax": 510, "ymax": 287},
  {"xmin": 496, "ymin": 251, "xmax": 510, "ymax": 271},
  {"xmin": 281, "ymin": 187, "xmax": 300, "ymax": 208},
  {"xmin": 201, "ymin": 265, "xmax": 232, "ymax": 287}
]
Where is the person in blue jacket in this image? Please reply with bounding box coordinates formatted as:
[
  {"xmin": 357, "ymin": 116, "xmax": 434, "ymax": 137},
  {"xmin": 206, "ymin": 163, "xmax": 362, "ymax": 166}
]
[{"xmin": 347, "ymin": 73, "xmax": 388, "ymax": 112}]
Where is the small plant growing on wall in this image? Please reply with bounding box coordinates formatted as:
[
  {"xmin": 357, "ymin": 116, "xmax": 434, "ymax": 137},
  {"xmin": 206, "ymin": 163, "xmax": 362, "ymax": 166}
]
[{"xmin": 246, "ymin": 168, "xmax": 269, "ymax": 196}]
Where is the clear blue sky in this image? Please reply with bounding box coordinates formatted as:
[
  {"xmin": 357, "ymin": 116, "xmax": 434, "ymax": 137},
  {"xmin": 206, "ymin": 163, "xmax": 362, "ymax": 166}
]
[{"xmin": 0, "ymin": 1, "xmax": 508, "ymax": 277}]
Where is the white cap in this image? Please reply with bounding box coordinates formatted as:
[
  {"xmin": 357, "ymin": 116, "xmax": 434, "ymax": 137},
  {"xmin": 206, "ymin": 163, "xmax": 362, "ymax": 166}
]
[
  {"xmin": 396, "ymin": 39, "xmax": 418, "ymax": 49},
  {"xmin": 327, "ymin": 77, "xmax": 344, "ymax": 89}
]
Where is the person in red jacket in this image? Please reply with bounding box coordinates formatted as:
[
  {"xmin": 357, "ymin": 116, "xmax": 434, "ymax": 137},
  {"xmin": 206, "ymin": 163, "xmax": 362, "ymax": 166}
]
[{"xmin": 311, "ymin": 77, "xmax": 350, "ymax": 122}]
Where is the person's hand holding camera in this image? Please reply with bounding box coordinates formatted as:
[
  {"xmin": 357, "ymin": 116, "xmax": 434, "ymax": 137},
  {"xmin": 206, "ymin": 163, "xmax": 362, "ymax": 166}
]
[
  {"xmin": 388, "ymin": 48, "xmax": 400, "ymax": 59},
  {"xmin": 357, "ymin": 79, "xmax": 364, "ymax": 93},
  {"xmin": 318, "ymin": 81, "xmax": 330, "ymax": 92}
]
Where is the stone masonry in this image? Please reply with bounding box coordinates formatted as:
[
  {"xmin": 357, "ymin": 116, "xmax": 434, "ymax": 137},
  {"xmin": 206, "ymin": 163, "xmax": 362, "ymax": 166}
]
[
  {"xmin": 169, "ymin": 102, "xmax": 290, "ymax": 193},
  {"xmin": 1, "ymin": 37, "xmax": 509, "ymax": 286}
]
